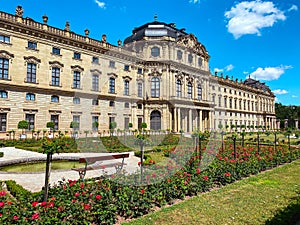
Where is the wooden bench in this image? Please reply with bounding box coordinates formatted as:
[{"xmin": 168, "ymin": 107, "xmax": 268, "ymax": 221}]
[{"xmin": 72, "ymin": 153, "xmax": 130, "ymax": 180}]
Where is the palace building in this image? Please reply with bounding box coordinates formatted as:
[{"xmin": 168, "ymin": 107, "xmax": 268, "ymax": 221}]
[{"xmin": 0, "ymin": 6, "xmax": 277, "ymax": 138}]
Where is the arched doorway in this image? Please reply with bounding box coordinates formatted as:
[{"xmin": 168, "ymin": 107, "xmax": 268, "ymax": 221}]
[{"xmin": 150, "ymin": 110, "xmax": 161, "ymax": 130}]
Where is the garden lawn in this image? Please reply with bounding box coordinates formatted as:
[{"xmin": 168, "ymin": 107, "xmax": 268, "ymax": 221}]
[{"xmin": 122, "ymin": 160, "xmax": 300, "ymax": 225}]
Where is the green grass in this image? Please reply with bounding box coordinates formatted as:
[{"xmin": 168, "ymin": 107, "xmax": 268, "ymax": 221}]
[
  {"xmin": 0, "ymin": 160, "xmax": 84, "ymax": 173},
  {"xmin": 122, "ymin": 160, "xmax": 300, "ymax": 225}
]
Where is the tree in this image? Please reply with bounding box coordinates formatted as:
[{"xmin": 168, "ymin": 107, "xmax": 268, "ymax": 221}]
[
  {"xmin": 18, "ymin": 120, "xmax": 28, "ymax": 135},
  {"xmin": 42, "ymin": 136, "xmax": 70, "ymax": 201}
]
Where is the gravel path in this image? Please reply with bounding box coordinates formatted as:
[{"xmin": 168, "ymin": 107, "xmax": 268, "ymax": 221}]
[{"xmin": 0, "ymin": 147, "xmax": 140, "ymax": 192}]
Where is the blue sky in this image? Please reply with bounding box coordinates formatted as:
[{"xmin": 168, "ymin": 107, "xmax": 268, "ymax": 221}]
[{"xmin": 1, "ymin": 0, "xmax": 299, "ymax": 105}]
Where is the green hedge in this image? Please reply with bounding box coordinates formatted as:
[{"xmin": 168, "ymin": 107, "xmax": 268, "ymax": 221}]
[{"xmin": 0, "ymin": 152, "xmax": 3, "ymax": 157}]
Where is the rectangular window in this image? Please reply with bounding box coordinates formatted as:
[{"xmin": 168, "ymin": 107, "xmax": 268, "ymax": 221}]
[
  {"xmin": 72, "ymin": 115, "xmax": 80, "ymax": 130},
  {"xmin": 137, "ymin": 83, "xmax": 143, "ymax": 97},
  {"xmin": 25, "ymin": 114, "xmax": 35, "ymax": 130},
  {"xmin": 124, "ymin": 117, "xmax": 129, "ymax": 130},
  {"xmin": 92, "ymin": 75, "xmax": 99, "ymax": 91},
  {"xmin": 51, "ymin": 95, "xmax": 59, "ymax": 103},
  {"xmin": 0, "ymin": 91, "xmax": 8, "ymax": 98},
  {"xmin": 73, "ymin": 97, "xmax": 80, "ymax": 104},
  {"xmin": 26, "ymin": 63, "xmax": 36, "ymax": 83},
  {"xmin": 224, "ymin": 97, "xmax": 227, "ymax": 108},
  {"xmin": 109, "ymin": 117, "xmax": 115, "ymax": 128},
  {"xmin": 124, "ymin": 80, "xmax": 129, "ymax": 96},
  {"xmin": 109, "ymin": 60, "xmax": 115, "ymax": 68},
  {"xmin": 0, "ymin": 113, "xmax": 7, "ymax": 132},
  {"xmin": 73, "ymin": 71, "xmax": 81, "ymax": 89},
  {"xmin": 73, "ymin": 52, "xmax": 81, "ymax": 60},
  {"xmin": 92, "ymin": 116, "xmax": 99, "ymax": 131},
  {"xmin": 52, "ymin": 47, "xmax": 60, "ymax": 55},
  {"xmin": 212, "ymin": 95, "xmax": 215, "ymax": 103},
  {"xmin": 0, "ymin": 58, "xmax": 9, "ymax": 80},
  {"xmin": 27, "ymin": 41, "xmax": 37, "ymax": 50},
  {"xmin": 0, "ymin": 35, "xmax": 10, "ymax": 43},
  {"xmin": 92, "ymin": 56, "xmax": 99, "ymax": 64},
  {"xmin": 109, "ymin": 101, "xmax": 115, "ymax": 107},
  {"xmin": 124, "ymin": 65, "xmax": 130, "ymax": 71},
  {"xmin": 137, "ymin": 68, "xmax": 143, "ymax": 74},
  {"xmin": 92, "ymin": 99, "xmax": 99, "ymax": 105},
  {"xmin": 51, "ymin": 115, "xmax": 59, "ymax": 130},
  {"xmin": 109, "ymin": 78, "xmax": 115, "ymax": 93},
  {"xmin": 51, "ymin": 68, "xmax": 60, "ymax": 86}
]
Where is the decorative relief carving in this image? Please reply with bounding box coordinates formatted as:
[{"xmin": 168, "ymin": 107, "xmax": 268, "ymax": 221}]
[
  {"xmin": 122, "ymin": 75, "xmax": 132, "ymax": 81},
  {"xmin": 15, "ymin": 6, "xmax": 24, "ymax": 17},
  {"xmin": 107, "ymin": 72, "xmax": 118, "ymax": 78},
  {"xmin": 177, "ymin": 34, "xmax": 208, "ymax": 57}
]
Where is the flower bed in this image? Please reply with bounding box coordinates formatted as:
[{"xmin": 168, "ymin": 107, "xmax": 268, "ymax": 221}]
[{"xmin": 1, "ymin": 139, "xmax": 300, "ymax": 224}]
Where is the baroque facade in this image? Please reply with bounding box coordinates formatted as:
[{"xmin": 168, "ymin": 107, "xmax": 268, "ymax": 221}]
[{"xmin": 0, "ymin": 6, "xmax": 276, "ymax": 138}]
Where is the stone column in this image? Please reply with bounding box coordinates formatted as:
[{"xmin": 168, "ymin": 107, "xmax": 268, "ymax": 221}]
[
  {"xmin": 189, "ymin": 109, "xmax": 192, "ymax": 133},
  {"xmin": 174, "ymin": 108, "xmax": 177, "ymax": 132},
  {"xmin": 276, "ymin": 119, "xmax": 280, "ymax": 130},
  {"xmin": 177, "ymin": 107, "xmax": 181, "ymax": 132},
  {"xmin": 284, "ymin": 119, "xmax": 288, "ymax": 128},
  {"xmin": 199, "ymin": 110, "xmax": 203, "ymax": 131}
]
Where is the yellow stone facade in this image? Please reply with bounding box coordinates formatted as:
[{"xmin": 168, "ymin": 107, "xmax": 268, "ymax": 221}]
[{"xmin": 0, "ymin": 6, "xmax": 276, "ymax": 139}]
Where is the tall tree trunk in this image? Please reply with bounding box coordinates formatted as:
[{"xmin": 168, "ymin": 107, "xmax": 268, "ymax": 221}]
[{"xmin": 44, "ymin": 153, "xmax": 52, "ymax": 202}]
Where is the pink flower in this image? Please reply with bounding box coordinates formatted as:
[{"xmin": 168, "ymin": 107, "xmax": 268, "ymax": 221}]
[
  {"xmin": 196, "ymin": 168, "xmax": 201, "ymax": 174},
  {"xmin": 13, "ymin": 215, "xmax": 19, "ymax": 220},
  {"xmin": 0, "ymin": 191, "xmax": 6, "ymax": 196},
  {"xmin": 32, "ymin": 213, "xmax": 39, "ymax": 220},
  {"xmin": 74, "ymin": 192, "xmax": 80, "ymax": 197},
  {"xmin": 48, "ymin": 202, "xmax": 55, "ymax": 208},
  {"xmin": 0, "ymin": 202, "xmax": 4, "ymax": 207},
  {"xmin": 203, "ymin": 176, "xmax": 209, "ymax": 181}
]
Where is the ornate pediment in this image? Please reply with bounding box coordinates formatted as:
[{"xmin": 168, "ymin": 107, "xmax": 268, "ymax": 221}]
[
  {"xmin": 0, "ymin": 50, "xmax": 14, "ymax": 59},
  {"xmin": 71, "ymin": 65, "xmax": 84, "ymax": 72},
  {"xmin": 24, "ymin": 56, "xmax": 41, "ymax": 64},
  {"xmin": 177, "ymin": 34, "xmax": 209, "ymax": 58}
]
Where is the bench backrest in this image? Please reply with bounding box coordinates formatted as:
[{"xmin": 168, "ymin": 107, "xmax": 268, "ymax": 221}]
[{"xmin": 79, "ymin": 153, "xmax": 130, "ymax": 164}]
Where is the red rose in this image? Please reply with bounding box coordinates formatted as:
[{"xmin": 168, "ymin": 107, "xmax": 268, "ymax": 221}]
[
  {"xmin": 203, "ymin": 176, "xmax": 209, "ymax": 181},
  {"xmin": 95, "ymin": 195, "xmax": 102, "ymax": 200},
  {"xmin": 140, "ymin": 189, "xmax": 145, "ymax": 194},
  {"xmin": 32, "ymin": 213, "xmax": 39, "ymax": 220},
  {"xmin": 13, "ymin": 215, "xmax": 19, "ymax": 220},
  {"xmin": 32, "ymin": 202, "xmax": 39, "ymax": 207}
]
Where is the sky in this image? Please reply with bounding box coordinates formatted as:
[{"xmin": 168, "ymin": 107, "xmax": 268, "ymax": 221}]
[{"xmin": 0, "ymin": 0, "xmax": 299, "ymax": 105}]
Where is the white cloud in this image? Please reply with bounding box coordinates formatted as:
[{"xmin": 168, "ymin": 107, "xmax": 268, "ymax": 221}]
[
  {"xmin": 288, "ymin": 5, "xmax": 298, "ymax": 12},
  {"xmin": 249, "ymin": 65, "xmax": 292, "ymax": 81},
  {"xmin": 214, "ymin": 68, "xmax": 223, "ymax": 73},
  {"xmin": 189, "ymin": 0, "xmax": 200, "ymax": 3},
  {"xmin": 95, "ymin": 0, "xmax": 106, "ymax": 9},
  {"xmin": 292, "ymin": 95, "xmax": 298, "ymax": 98},
  {"xmin": 225, "ymin": 64, "xmax": 234, "ymax": 71},
  {"xmin": 225, "ymin": 1, "xmax": 286, "ymax": 39},
  {"xmin": 273, "ymin": 89, "xmax": 288, "ymax": 95}
]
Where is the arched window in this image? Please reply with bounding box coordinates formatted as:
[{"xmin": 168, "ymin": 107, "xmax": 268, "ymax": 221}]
[
  {"xmin": 150, "ymin": 110, "xmax": 161, "ymax": 130},
  {"xmin": 197, "ymin": 84, "xmax": 202, "ymax": 100},
  {"xmin": 26, "ymin": 93, "xmax": 35, "ymax": 101},
  {"xmin": 109, "ymin": 77, "xmax": 115, "ymax": 93},
  {"xmin": 151, "ymin": 77, "xmax": 160, "ymax": 98},
  {"xmin": 187, "ymin": 82, "xmax": 193, "ymax": 99},
  {"xmin": 176, "ymin": 79, "xmax": 182, "ymax": 97},
  {"xmin": 151, "ymin": 47, "xmax": 160, "ymax": 57},
  {"xmin": 51, "ymin": 95, "xmax": 59, "ymax": 103}
]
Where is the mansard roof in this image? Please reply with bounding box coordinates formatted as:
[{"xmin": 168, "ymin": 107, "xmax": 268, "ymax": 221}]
[
  {"xmin": 244, "ymin": 77, "xmax": 273, "ymax": 94},
  {"xmin": 124, "ymin": 20, "xmax": 188, "ymax": 44}
]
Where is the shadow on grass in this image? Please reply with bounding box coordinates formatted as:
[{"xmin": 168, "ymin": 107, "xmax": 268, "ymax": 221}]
[{"xmin": 265, "ymin": 192, "xmax": 300, "ymax": 225}]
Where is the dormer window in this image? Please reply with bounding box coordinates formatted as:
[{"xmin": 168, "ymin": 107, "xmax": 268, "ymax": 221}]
[{"xmin": 151, "ymin": 47, "xmax": 160, "ymax": 57}]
